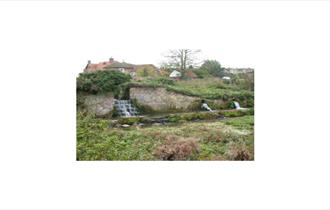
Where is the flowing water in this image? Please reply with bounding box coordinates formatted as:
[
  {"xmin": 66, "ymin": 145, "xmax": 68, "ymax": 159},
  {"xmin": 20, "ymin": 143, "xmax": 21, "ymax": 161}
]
[
  {"xmin": 114, "ymin": 100, "xmax": 139, "ymax": 117},
  {"xmin": 233, "ymin": 101, "xmax": 241, "ymax": 109}
]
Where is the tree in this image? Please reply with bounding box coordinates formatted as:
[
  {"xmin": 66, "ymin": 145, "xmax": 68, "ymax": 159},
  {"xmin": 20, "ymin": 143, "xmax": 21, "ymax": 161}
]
[
  {"xmin": 162, "ymin": 49, "xmax": 202, "ymax": 71},
  {"xmin": 76, "ymin": 70, "xmax": 131, "ymax": 94},
  {"xmin": 200, "ymin": 60, "xmax": 224, "ymax": 77},
  {"xmin": 136, "ymin": 66, "xmax": 157, "ymax": 77}
]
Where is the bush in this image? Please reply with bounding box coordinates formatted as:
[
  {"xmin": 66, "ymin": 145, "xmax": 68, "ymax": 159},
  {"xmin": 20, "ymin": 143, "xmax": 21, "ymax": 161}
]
[
  {"xmin": 155, "ymin": 77, "xmax": 175, "ymax": 86},
  {"xmin": 200, "ymin": 60, "xmax": 224, "ymax": 77},
  {"xmin": 231, "ymin": 72, "xmax": 254, "ymax": 91},
  {"xmin": 225, "ymin": 141, "xmax": 252, "ymax": 160},
  {"xmin": 153, "ymin": 135, "xmax": 199, "ymax": 160},
  {"xmin": 136, "ymin": 65, "xmax": 158, "ymax": 77},
  {"xmin": 76, "ymin": 70, "xmax": 131, "ymax": 95},
  {"xmin": 193, "ymin": 68, "xmax": 212, "ymax": 78}
]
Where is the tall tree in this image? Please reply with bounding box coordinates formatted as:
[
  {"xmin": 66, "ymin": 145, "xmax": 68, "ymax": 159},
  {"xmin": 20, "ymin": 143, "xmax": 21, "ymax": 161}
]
[
  {"xmin": 200, "ymin": 60, "xmax": 224, "ymax": 77},
  {"xmin": 162, "ymin": 49, "xmax": 202, "ymax": 71}
]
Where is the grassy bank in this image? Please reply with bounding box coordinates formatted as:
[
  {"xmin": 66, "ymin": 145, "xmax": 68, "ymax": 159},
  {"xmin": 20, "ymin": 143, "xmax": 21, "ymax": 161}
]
[
  {"xmin": 128, "ymin": 77, "xmax": 254, "ymax": 106},
  {"xmin": 77, "ymin": 112, "xmax": 254, "ymax": 161}
]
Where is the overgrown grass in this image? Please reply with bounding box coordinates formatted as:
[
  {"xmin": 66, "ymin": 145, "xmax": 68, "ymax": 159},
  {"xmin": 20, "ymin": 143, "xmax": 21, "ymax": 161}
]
[
  {"xmin": 77, "ymin": 112, "xmax": 254, "ymax": 161},
  {"xmin": 223, "ymin": 115, "xmax": 254, "ymax": 130},
  {"xmin": 128, "ymin": 77, "xmax": 254, "ymax": 102}
]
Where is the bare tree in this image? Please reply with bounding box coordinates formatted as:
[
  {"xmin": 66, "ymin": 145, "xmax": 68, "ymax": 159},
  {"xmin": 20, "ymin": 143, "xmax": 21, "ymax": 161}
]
[{"xmin": 162, "ymin": 49, "xmax": 202, "ymax": 71}]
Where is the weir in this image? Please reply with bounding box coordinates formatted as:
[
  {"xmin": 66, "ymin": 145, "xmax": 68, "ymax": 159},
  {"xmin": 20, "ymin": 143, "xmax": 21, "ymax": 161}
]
[
  {"xmin": 233, "ymin": 101, "xmax": 241, "ymax": 109},
  {"xmin": 114, "ymin": 100, "xmax": 139, "ymax": 117}
]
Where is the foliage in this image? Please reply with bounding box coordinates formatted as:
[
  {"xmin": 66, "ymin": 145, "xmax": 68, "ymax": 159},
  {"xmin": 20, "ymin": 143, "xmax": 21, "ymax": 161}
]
[
  {"xmin": 128, "ymin": 78, "xmax": 254, "ymax": 106},
  {"xmin": 223, "ymin": 115, "xmax": 254, "ymax": 130},
  {"xmin": 193, "ymin": 68, "xmax": 212, "ymax": 78},
  {"xmin": 153, "ymin": 135, "xmax": 199, "ymax": 160},
  {"xmin": 76, "ymin": 70, "xmax": 131, "ymax": 95},
  {"xmin": 166, "ymin": 79, "xmax": 254, "ymax": 100},
  {"xmin": 167, "ymin": 112, "xmax": 219, "ymax": 123},
  {"xmin": 77, "ymin": 112, "xmax": 254, "ymax": 160},
  {"xmin": 136, "ymin": 66, "xmax": 157, "ymax": 77},
  {"xmin": 200, "ymin": 60, "xmax": 224, "ymax": 77},
  {"xmin": 230, "ymin": 72, "xmax": 254, "ymax": 91},
  {"xmin": 154, "ymin": 77, "xmax": 175, "ymax": 86},
  {"xmin": 219, "ymin": 109, "xmax": 253, "ymax": 117},
  {"xmin": 225, "ymin": 140, "xmax": 252, "ymax": 160}
]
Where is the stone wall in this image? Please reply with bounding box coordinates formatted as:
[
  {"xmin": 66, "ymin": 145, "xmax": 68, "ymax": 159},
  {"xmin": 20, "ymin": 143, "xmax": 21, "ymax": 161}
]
[
  {"xmin": 80, "ymin": 87, "xmax": 229, "ymax": 116},
  {"xmin": 130, "ymin": 87, "xmax": 225, "ymax": 112},
  {"xmin": 83, "ymin": 93, "xmax": 115, "ymax": 117}
]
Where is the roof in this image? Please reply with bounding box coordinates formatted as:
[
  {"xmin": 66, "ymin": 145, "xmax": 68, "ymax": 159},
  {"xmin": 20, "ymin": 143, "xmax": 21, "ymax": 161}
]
[
  {"xmin": 85, "ymin": 61, "xmax": 114, "ymax": 72},
  {"xmin": 84, "ymin": 59, "xmax": 135, "ymax": 72},
  {"xmin": 106, "ymin": 61, "xmax": 135, "ymax": 69},
  {"xmin": 135, "ymin": 64, "xmax": 158, "ymax": 69}
]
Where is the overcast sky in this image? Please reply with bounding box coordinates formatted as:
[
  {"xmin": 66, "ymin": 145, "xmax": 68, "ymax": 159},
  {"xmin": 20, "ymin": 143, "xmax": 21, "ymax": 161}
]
[
  {"xmin": 0, "ymin": 1, "xmax": 267, "ymax": 75},
  {"xmin": 2, "ymin": 1, "xmax": 330, "ymax": 76}
]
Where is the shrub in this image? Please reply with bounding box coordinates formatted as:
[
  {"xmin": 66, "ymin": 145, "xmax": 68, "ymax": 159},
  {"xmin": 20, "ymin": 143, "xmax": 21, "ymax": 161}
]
[
  {"xmin": 155, "ymin": 77, "xmax": 175, "ymax": 86},
  {"xmin": 76, "ymin": 70, "xmax": 131, "ymax": 95},
  {"xmin": 225, "ymin": 141, "xmax": 252, "ymax": 160},
  {"xmin": 200, "ymin": 60, "xmax": 224, "ymax": 77},
  {"xmin": 136, "ymin": 66, "xmax": 157, "ymax": 77},
  {"xmin": 153, "ymin": 135, "xmax": 199, "ymax": 160},
  {"xmin": 193, "ymin": 68, "xmax": 212, "ymax": 78}
]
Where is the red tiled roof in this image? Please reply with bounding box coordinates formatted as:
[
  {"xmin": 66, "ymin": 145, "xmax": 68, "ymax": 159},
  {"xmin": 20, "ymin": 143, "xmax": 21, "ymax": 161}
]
[{"xmin": 84, "ymin": 60, "xmax": 114, "ymax": 73}]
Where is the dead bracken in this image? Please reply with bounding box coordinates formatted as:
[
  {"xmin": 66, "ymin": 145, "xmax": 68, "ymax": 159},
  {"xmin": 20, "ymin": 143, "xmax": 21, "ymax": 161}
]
[{"xmin": 153, "ymin": 135, "xmax": 200, "ymax": 160}]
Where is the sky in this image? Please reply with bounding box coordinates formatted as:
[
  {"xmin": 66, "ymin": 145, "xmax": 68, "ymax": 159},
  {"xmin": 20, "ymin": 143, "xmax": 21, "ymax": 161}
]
[
  {"xmin": 0, "ymin": 1, "xmax": 263, "ymax": 75},
  {"xmin": 1, "ymin": 1, "xmax": 329, "ymax": 76}
]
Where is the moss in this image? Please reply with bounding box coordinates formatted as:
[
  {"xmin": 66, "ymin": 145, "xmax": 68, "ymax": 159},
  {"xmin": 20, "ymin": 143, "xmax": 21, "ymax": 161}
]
[
  {"xmin": 218, "ymin": 109, "xmax": 252, "ymax": 118},
  {"xmin": 76, "ymin": 91, "xmax": 88, "ymax": 109},
  {"xmin": 167, "ymin": 112, "xmax": 219, "ymax": 123},
  {"xmin": 131, "ymin": 98, "xmax": 156, "ymax": 114},
  {"xmin": 167, "ymin": 115, "xmax": 182, "ymax": 123},
  {"xmin": 246, "ymin": 97, "xmax": 254, "ymax": 107},
  {"xmin": 187, "ymin": 99, "xmax": 202, "ymax": 111},
  {"xmin": 117, "ymin": 116, "xmax": 144, "ymax": 125}
]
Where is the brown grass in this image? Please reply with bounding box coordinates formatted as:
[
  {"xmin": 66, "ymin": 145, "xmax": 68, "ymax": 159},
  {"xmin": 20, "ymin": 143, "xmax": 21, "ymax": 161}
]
[
  {"xmin": 225, "ymin": 141, "xmax": 251, "ymax": 161},
  {"xmin": 153, "ymin": 135, "xmax": 200, "ymax": 160}
]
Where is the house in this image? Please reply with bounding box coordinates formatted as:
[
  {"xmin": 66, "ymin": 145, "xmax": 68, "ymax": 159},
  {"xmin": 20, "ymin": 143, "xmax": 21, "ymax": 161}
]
[
  {"xmin": 84, "ymin": 58, "xmax": 136, "ymax": 76},
  {"xmin": 222, "ymin": 76, "xmax": 231, "ymax": 80},
  {"xmin": 169, "ymin": 70, "xmax": 182, "ymax": 79},
  {"xmin": 84, "ymin": 58, "xmax": 156, "ymax": 77},
  {"xmin": 105, "ymin": 61, "xmax": 136, "ymax": 76},
  {"xmin": 223, "ymin": 68, "xmax": 254, "ymax": 74},
  {"xmin": 84, "ymin": 57, "xmax": 114, "ymax": 73}
]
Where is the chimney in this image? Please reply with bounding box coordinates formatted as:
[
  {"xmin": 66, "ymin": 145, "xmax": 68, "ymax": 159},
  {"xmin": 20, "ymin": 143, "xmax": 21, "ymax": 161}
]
[
  {"xmin": 87, "ymin": 60, "xmax": 91, "ymax": 65},
  {"xmin": 109, "ymin": 57, "xmax": 114, "ymax": 63}
]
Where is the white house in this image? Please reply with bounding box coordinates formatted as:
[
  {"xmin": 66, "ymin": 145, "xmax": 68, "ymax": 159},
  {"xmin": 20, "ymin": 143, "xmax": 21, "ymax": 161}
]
[
  {"xmin": 169, "ymin": 70, "xmax": 182, "ymax": 79},
  {"xmin": 222, "ymin": 76, "xmax": 231, "ymax": 80}
]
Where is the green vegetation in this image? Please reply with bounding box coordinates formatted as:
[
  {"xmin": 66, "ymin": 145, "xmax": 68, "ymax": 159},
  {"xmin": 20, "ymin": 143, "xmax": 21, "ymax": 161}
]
[
  {"xmin": 77, "ymin": 111, "xmax": 254, "ymax": 161},
  {"xmin": 76, "ymin": 70, "xmax": 131, "ymax": 95},
  {"xmin": 136, "ymin": 65, "xmax": 158, "ymax": 77},
  {"xmin": 129, "ymin": 77, "xmax": 254, "ymax": 105},
  {"xmin": 223, "ymin": 115, "xmax": 254, "ymax": 130},
  {"xmin": 200, "ymin": 60, "xmax": 224, "ymax": 77},
  {"xmin": 108, "ymin": 109, "xmax": 252, "ymax": 127}
]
